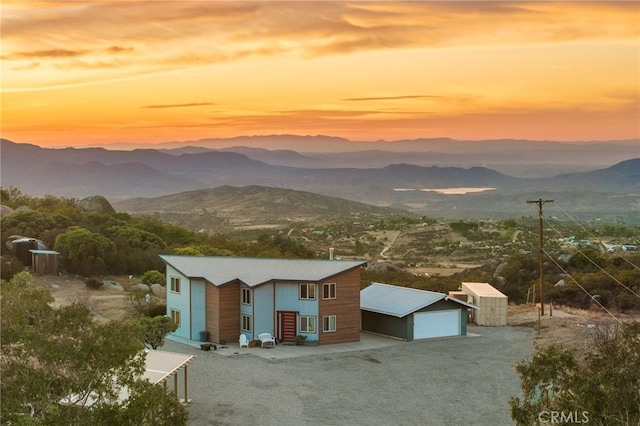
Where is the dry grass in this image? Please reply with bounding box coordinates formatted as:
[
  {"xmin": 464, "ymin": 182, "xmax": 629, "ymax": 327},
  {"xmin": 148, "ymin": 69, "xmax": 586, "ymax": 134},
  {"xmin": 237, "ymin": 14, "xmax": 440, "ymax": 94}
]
[
  {"xmin": 35, "ymin": 275, "xmax": 161, "ymax": 323},
  {"xmin": 508, "ymin": 303, "xmax": 639, "ymax": 361}
]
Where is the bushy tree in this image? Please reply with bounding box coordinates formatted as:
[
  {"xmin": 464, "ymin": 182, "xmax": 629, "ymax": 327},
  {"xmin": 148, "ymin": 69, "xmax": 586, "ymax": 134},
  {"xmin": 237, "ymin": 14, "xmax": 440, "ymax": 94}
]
[
  {"xmin": 140, "ymin": 316, "xmax": 178, "ymax": 350},
  {"xmin": 141, "ymin": 270, "xmax": 166, "ymax": 286},
  {"xmin": 54, "ymin": 226, "xmax": 116, "ymax": 276},
  {"xmin": 0, "ymin": 272, "xmax": 187, "ymax": 424},
  {"xmin": 1, "ymin": 209, "xmax": 59, "ymax": 237},
  {"xmin": 510, "ymin": 321, "xmax": 640, "ymax": 426}
]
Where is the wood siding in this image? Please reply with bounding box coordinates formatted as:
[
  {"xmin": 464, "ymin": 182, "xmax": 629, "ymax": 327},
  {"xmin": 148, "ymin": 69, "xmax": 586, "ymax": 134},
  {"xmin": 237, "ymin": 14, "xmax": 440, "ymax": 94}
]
[
  {"xmin": 32, "ymin": 253, "xmax": 58, "ymax": 275},
  {"xmin": 318, "ymin": 267, "xmax": 362, "ymax": 345},
  {"xmin": 205, "ymin": 283, "xmax": 220, "ymax": 343},
  {"xmin": 219, "ymin": 282, "xmax": 241, "ymax": 344},
  {"xmin": 205, "ymin": 281, "xmax": 240, "ymax": 343}
]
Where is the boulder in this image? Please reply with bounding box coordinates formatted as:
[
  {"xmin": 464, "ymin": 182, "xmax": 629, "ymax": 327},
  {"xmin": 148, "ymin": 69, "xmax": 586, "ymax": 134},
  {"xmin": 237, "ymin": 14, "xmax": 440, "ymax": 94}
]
[
  {"xmin": 102, "ymin": 281, "xmax": 124, "ymax": 291},
  {"xmin": 76, "ymin": 195, "xmax": 115, "ymax": 213},
  {"xmin": 494, "ymin": 262, "xmax": 508, "ymax": 278},
  {"xmin": 132, "ymin": 283, "xmax": 151, "ymax": 293},
  {"xmin": 0, "ymin": 205, "xmax": 15, "ymax": 216},
  {"xmin": 150, "ymin": 284, "xmax": 166, "ymax": 299}
]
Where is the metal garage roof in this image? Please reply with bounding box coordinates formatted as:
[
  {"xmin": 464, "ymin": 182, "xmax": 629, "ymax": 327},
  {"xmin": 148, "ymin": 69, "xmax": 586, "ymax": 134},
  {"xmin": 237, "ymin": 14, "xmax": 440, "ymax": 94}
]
[
  {"xmin": 361, "ymin": 282, "xmax": 477, "ymax": 318},
  {"xmin": 159, "ymin": 255, "xmax": 366, "ymax": 287}
]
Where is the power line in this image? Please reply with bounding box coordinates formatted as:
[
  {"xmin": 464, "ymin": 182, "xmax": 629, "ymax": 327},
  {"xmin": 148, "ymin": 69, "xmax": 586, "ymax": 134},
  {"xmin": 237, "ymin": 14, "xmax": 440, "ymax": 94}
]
[
  {"xmin": 543, "ymin": 249, "xmax": 621, "ymax": 324},
  {"xmin": 553, "ymin": 203, "xmax": 640, "ymax": 272},
  {"xmin": 541, "ymin": 215, "xmax": 640, "ymax": 300}
]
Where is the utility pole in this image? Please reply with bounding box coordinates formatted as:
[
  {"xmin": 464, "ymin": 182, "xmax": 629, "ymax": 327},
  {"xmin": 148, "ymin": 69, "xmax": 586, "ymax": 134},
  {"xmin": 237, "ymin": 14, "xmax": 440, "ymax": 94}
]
[{"xmin": 527, "ymin": 198, "xmax": 554, "ymax": 316}]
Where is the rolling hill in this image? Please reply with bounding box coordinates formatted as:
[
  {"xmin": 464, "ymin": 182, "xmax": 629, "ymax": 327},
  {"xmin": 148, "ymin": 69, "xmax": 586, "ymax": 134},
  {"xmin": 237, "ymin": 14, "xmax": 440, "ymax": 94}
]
[
  {"xmin": 2, "ymin": 139, "xmax": 638, "ymax": 221},
  {"xmin": 112, "ymin": 185, "xmax": 409, "ymax": 231}
]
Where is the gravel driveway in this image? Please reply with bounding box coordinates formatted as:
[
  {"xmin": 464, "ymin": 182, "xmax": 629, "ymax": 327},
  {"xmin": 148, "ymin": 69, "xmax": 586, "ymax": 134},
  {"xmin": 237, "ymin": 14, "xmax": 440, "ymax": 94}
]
[{"xmin": 161, "ymin": 326, "xmax": 534, "ymax": 426}]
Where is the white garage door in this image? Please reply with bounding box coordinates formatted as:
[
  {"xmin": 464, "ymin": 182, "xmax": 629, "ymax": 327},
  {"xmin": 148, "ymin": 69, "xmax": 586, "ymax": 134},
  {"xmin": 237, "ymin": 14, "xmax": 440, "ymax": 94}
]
[{"xmin": 413, "ymin": 310, "xmax": 460, "ymax": 339}]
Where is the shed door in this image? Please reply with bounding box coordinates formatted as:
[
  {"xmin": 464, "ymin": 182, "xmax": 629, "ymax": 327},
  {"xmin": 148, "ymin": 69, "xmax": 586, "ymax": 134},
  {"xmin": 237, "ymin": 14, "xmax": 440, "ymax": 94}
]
[{"xmin": 413, "ymin": 310, "xmax": 460, "ymax": 339}]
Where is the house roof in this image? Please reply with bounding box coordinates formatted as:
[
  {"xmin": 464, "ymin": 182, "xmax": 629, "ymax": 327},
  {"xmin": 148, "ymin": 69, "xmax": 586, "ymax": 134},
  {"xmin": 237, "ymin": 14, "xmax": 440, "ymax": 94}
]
[
  {"xmin": 462, "ymin": 282, "xmax": 508, "ymax": 298},
  {"xmin": 159, "ymin": 255, "xmax": 367, "ymax": 287},
  {"xmin": 361, "ymin": 282, "xmax": 478, "ymax": 318}
]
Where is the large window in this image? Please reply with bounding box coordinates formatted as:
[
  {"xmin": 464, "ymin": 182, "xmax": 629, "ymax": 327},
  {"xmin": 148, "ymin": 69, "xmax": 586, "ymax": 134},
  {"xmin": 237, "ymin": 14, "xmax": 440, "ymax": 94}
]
[
  {"xmin": 170, "ymin": 309, "xmax": 181, "ymax": 327},
  {"xmin": 242, "ymin": 288, "xmax": 252, "ymax": 305},
  {"xmin": 322, "ymin": 315, "xmax": 336, "ymax": 332},
  {"xmin": 241, "ymin": 314, "xmax": 251, "ymax": 332},
  {"xmin": 170, "ymin": 276, "xmax": 181, "ymax": 293},
  {"xmin": 323, "ymin": 283, "xmax": 336, "ymax": 299},
  {"xmin": 299, "ymin": 283, "xmax": 316, "ymax": 300},
  {"xmin": 299, "ymin": 316, "xmax": 316, "ymax": 333}
]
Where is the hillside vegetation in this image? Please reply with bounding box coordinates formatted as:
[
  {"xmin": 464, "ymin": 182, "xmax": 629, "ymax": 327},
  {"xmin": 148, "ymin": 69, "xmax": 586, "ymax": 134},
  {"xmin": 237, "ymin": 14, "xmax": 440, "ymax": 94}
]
[{"xmin": 2, "ymin": 187, "xmax": 639, "ymax": 313}]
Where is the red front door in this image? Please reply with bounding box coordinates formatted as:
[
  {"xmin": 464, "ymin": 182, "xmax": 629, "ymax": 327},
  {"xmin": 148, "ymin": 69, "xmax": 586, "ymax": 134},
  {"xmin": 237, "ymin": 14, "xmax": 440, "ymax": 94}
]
[{"xmin": 277, "ymin": 311, "xmax": 297, "ymax": 343}]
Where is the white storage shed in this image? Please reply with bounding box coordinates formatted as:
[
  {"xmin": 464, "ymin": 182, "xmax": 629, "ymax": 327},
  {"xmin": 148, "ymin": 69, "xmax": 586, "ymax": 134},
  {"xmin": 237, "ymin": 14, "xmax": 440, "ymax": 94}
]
[{"xmin": 461, "ymin": 282, "xmax": 508, "ymax": 326}]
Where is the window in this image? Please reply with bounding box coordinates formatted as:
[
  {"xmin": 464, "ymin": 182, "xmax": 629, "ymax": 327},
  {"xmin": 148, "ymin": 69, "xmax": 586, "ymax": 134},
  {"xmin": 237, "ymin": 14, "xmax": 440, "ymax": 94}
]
[
  {"xmin": 299, "ymin": 316, "xmax": 316, "ymax": 333},
  {"xmin": 170, "ymin": 309, "xmax": 181, "ymax": 327},
  {"xmin": 242, "ymin": 288, "xmax": 252, "ymax": 305},
  {"xmin": 323, "ymin": 283, "xmax": 336, "ymax": 299},
  {"xmin": 299, "ymin": 283, "xmax": 316, "ymax": 300},
  {"xmin": 323, "ymin": 315, "xmax": 336, "ymax": 332},
  {"xmin": 241, "ymin": 314, "xmax": 251, "ymax": 332},
  {"xmin": 170, "ymin": 276, "xmax": 181, "ymax": 293}
]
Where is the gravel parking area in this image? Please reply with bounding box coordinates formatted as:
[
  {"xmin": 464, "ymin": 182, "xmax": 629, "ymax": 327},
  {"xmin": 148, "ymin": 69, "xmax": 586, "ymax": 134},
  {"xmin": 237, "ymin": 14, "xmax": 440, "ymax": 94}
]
[{"xmin": 161, "ymin": 326, "xmax": 534, "ymax": 426}]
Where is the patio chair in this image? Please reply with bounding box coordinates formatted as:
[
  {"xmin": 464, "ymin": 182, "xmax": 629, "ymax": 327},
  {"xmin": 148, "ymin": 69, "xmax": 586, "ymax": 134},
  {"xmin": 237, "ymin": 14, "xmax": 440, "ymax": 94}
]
[
  {"xmin": 258, "ymin": 332, "xmax": 276, "ymax": 348},
  {"xmin": 239, "ymin": 334, "xmax": 249, "ymax": 348}
]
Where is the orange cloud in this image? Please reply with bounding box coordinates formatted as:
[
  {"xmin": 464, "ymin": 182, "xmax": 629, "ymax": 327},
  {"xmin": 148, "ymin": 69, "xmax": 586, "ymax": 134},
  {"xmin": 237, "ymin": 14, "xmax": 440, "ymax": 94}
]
[
  {"xmin": 1, "ymin": 1, "xmax": 638, "ymax": 145},
  {"xmin": 141, "ymin": 102, "xmax": 216, "ymax": 109}
]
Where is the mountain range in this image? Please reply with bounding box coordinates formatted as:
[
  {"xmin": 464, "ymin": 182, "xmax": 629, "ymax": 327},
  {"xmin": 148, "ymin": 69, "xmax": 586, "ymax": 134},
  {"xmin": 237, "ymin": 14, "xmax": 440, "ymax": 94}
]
[{"xmin": 1, "ymin": 138, "xmax": 638, "ymax": 222}]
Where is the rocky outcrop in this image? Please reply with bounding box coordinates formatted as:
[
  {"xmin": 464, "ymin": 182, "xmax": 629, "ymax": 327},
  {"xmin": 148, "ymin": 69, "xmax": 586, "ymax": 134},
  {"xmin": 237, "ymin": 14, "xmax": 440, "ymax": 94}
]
[
  {"xmin": 150, "ymin": 284, "xmax": 166, "ymax": 299},
  {"xmin": 76, "ymin": 195, "xmax": 115, "ymax": 213},
  {"xmin": 102, "ymin": 281, "xmax": 124, "ymax": 291},
  {"xmin": 131, "ymin": 283, "xmax": 151, "ymax": 293}
]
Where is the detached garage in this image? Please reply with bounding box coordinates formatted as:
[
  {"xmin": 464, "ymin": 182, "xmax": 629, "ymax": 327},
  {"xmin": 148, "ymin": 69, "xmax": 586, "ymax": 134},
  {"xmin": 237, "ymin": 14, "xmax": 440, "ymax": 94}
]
[{"xmin": 361, "ymin": 282, "xmax": 478, "ymax": 341}]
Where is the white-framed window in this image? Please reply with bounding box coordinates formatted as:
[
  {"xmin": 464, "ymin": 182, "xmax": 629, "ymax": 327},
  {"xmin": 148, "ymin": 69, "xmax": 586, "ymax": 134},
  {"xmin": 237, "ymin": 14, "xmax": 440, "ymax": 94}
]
[
  {"xmin": 299, "ymin": 315, "xmax": 316, "ymax": 333},
  {"xmin": 242, "ymin": 288, "xmax": 252, "ymax": 305},
  {"xmin": 241, "ymin": 314, "xmax": 251, "ymax": 332},
  {"xmin": 322, "ymin": 282, "xmax": 336, "ymax": 299},
  {"xmin": 299, "ymin": 283, "xmax": 316, "ymax": 300},
  {"xmin": 170, "ymin": 309, "xmax": 181, "ymax": 327},
  {"xmin": 170, "ymin": 276, "xmax": 181, "ymax": 293},
  {"xmin": 323, "ymin": 315, "xmax": 336, "ymax": 332}
]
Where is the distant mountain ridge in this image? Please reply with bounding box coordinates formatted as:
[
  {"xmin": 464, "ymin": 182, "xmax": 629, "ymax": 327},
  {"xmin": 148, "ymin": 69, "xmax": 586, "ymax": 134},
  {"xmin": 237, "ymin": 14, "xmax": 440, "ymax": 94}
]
[{"xmin": 1, "ymin": 138, "xmax": 638, "ymax": 221}]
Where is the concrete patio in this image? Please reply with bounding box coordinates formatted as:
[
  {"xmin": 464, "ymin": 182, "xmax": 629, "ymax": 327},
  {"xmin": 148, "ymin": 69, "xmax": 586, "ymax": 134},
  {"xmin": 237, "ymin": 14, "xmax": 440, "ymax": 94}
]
[{"xmin": 166, "ymin": 332, "xmax": 405, "ymax": 360}]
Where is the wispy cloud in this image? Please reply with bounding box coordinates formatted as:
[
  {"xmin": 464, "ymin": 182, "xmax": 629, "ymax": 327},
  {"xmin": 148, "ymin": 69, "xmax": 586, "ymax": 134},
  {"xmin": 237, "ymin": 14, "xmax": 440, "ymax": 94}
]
[
  {"xmin": 141, "ymin": 102, "xmax": 216, "ymax": 109},
  {"xmin": 342, "ymin": 95, "xmax": 440, "ymax": 102},
  {"xmin": 2, "ymin": 48, "xmax": 87, "ymax": 60},
  {"xmin": 106, "ymin": 46, "xmax": 134, "ymax": 54}
]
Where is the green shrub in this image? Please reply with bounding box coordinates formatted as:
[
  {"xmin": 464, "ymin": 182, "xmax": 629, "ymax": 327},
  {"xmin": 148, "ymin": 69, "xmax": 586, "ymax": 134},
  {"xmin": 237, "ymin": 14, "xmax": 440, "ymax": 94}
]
[
  {"xmin": 85, "ymin": 278, "xmax": 102, "ymax": 290},
  {"xmin": 140, "ymin": 270, "xmax": 165, "ymax": 286},
  {"xmin": 145, "ymin": 304, "xmax": 167, "ymax": 318}
]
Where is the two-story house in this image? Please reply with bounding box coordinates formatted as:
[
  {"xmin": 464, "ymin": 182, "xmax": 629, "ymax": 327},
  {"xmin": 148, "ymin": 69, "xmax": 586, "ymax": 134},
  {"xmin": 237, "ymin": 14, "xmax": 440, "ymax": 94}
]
[{"xmin": 160, "ymin": 255, "xmax": 367, "ymax": 345}]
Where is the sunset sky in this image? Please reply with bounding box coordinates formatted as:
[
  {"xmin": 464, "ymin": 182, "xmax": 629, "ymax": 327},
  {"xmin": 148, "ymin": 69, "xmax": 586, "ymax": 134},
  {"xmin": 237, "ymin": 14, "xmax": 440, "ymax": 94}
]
[{"xmin": 1, "ymin": 1, "xmax": 639, "ymax": 147}]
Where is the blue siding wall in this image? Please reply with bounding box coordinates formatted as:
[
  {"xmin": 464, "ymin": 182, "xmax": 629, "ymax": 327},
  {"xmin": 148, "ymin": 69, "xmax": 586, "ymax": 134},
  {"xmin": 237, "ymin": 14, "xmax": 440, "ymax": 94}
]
[
  {"xmin": 254, "ymin": 283, "xmax": 274, "ymax": 336},
  {"xmin": 275, "ymin": 282, "xmax": 319, "ymax": 340},
  {"xmin": 240, "ymin": 289, "xmax": 253, "ymax": 340},
  {"xmin": 166, "ymin": 265, "xmax": 191, "ymax": 339},
  {"xmin": 190, "ymin": 280, "xmax": 206, "ymax": 340}
]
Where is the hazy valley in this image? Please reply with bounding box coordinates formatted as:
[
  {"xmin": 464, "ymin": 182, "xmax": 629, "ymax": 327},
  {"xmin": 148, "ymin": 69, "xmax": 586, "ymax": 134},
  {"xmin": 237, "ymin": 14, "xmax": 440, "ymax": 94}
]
[{"xmin": 2, "ymin": 138, "xmax": 639, "ymax": 223}]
